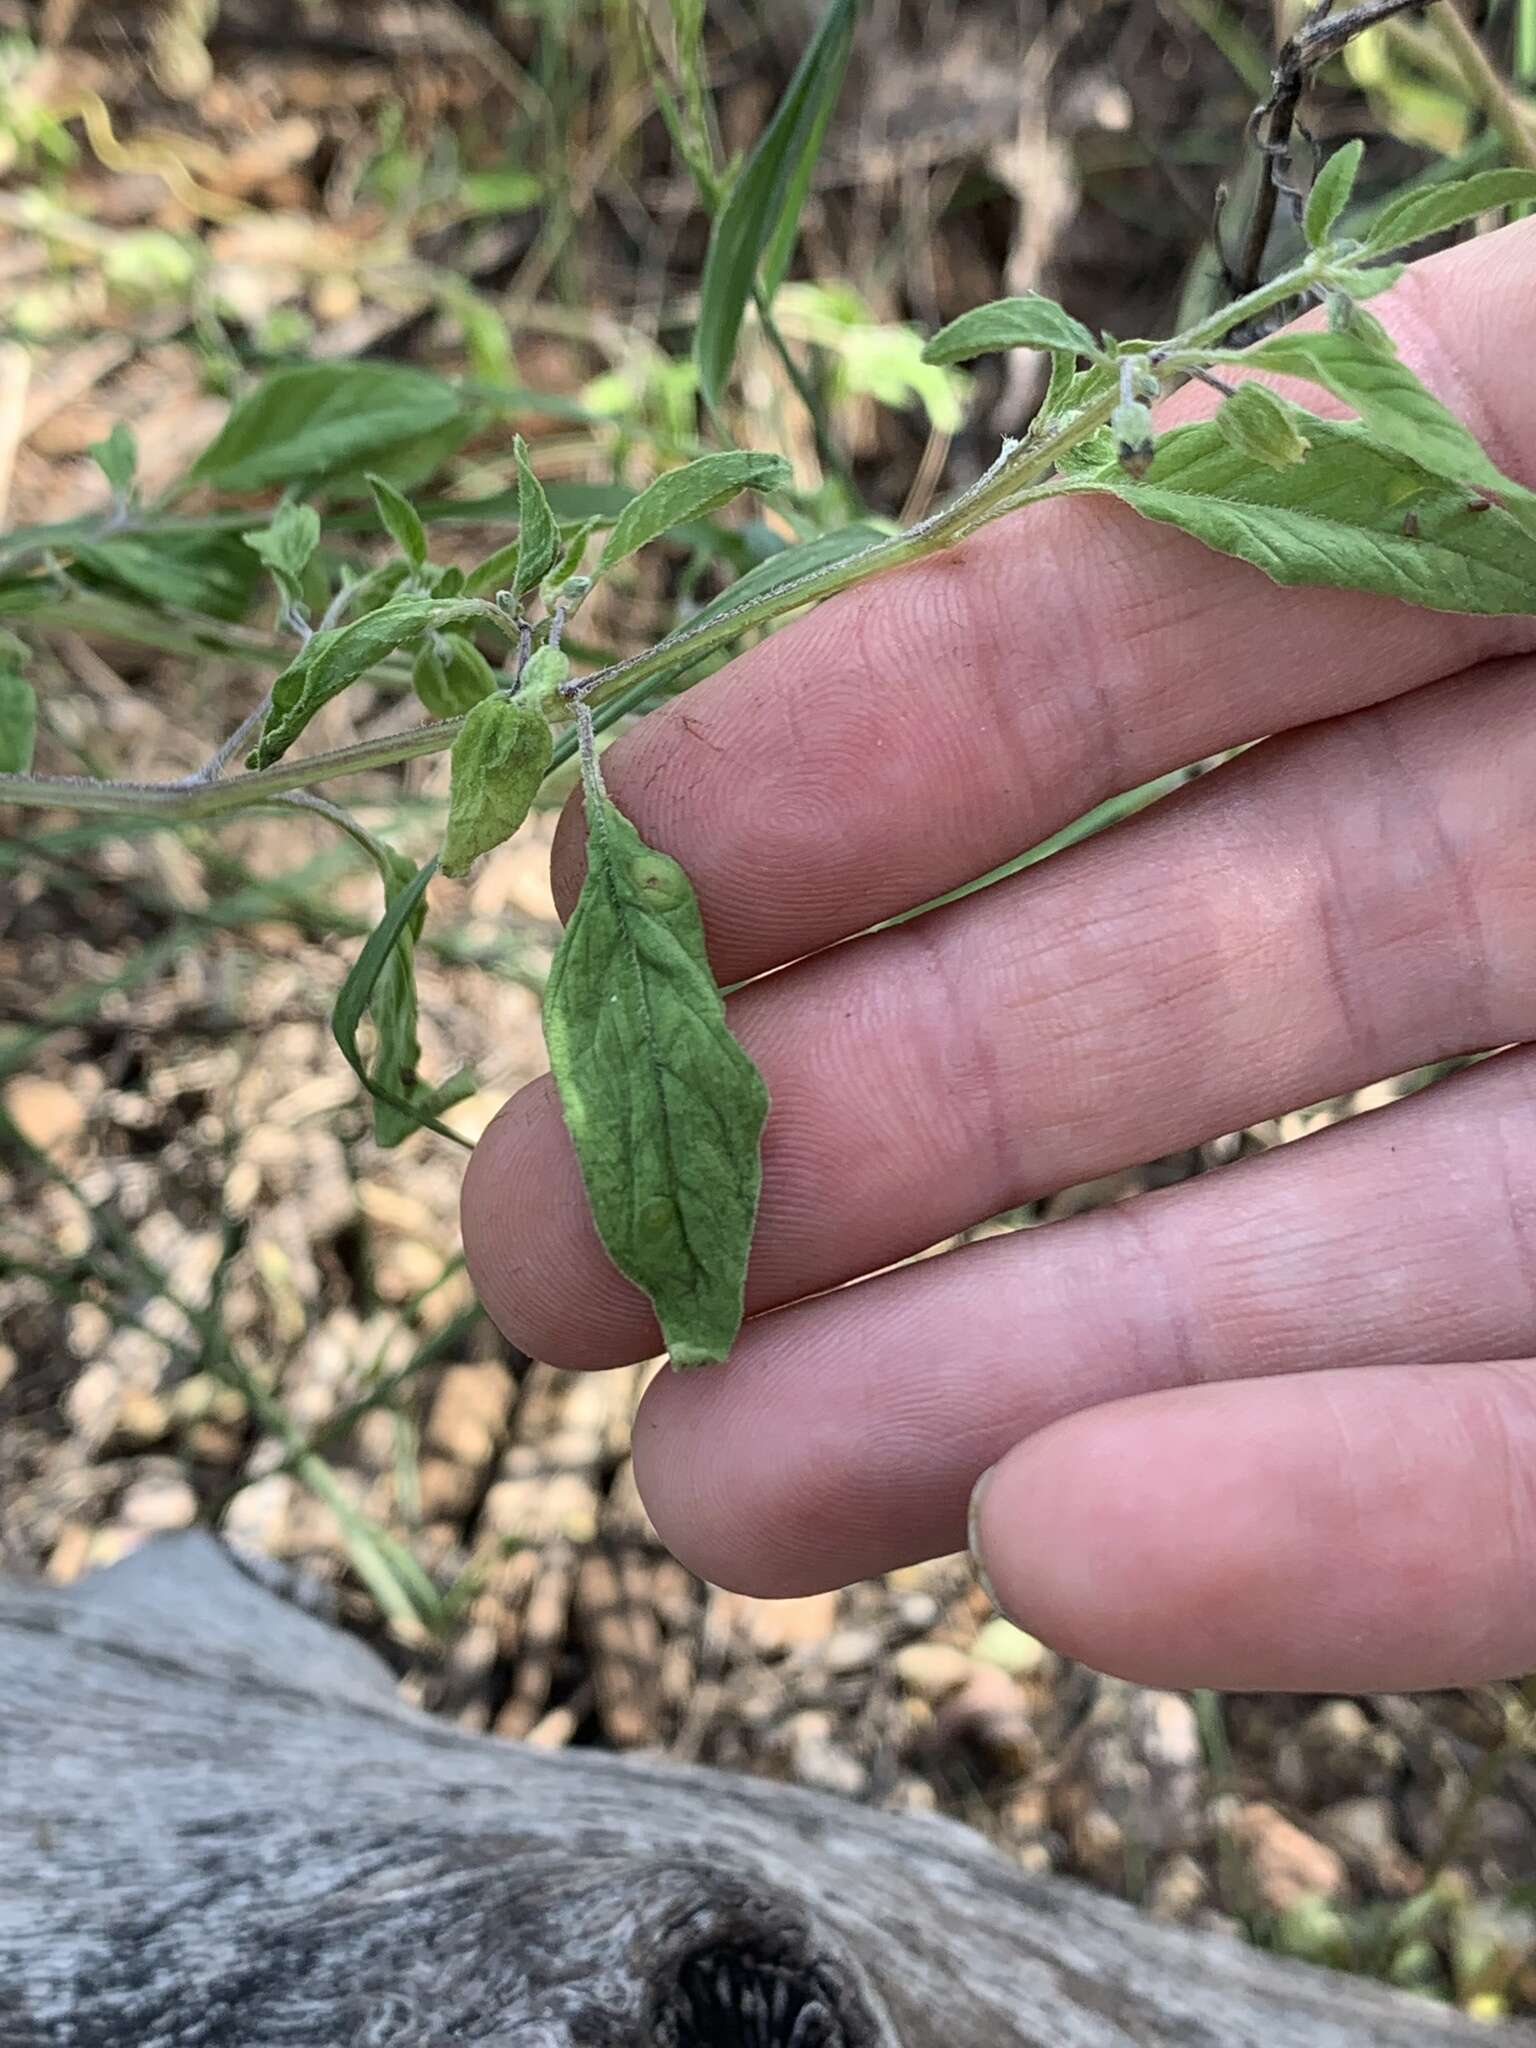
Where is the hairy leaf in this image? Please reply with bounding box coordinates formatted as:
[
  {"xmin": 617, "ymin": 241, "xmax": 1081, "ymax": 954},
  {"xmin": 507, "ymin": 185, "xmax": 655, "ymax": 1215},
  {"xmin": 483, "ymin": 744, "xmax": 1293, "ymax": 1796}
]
[
  {"xmin": 440, "ymin": 693, "xmax": 553, "ymax": 876},
  {"xmin": 253, "ymin": 596, "xmax": 480, "ymax": 767},
  {"xmin": 544, "ymin": 797, "xmax": 769, "ymax": 1366},
  {"xmin": 1360, "ymin": 168, "xmax": 1536, "ymax": 254},
  {"xmin": 1231, "ymin": 326, "xmax": 1536, "ymax": 537},
  {"xmin": 922, "ymin": 294, "xmax": 1099, "ymax": 367},
  {"xmin": 331, "ymin": 857, "xmax": 475, "ymax": 1148},
  {"xmin": 192, "ymin": 364, "xmax": 461, "ymax": 492},
  {"xmin": 510, "ymin": 435, "xmax": 559, "ymax": 599},
  {"xmin": 87, "ymin": 420, "xmax": 137, "ymax": 499},
  {"xmin": 367, "ymin": 473, "xmax": 428, "ymax": 570},
  {"xmin": 73, "ymin": 530, "xmax": 264, "ymax": 620},
  {"xmin": 412, "ymin": 633, "xmax": 498, "ymax": 717},
  {"xmin": 242, "ymin": 502, "xmax": 321, "ymax": 604},
  {"xmin": 1213, "ymin": 383, "xmax": 1312, "ymax": 468},
  {"xmin": 1039, "ymin": 358, "xmax": 1117, "ymax": 424},
  {"xmin": 598, "ymin": 452, "xmax": 791, "ymax": 574},
  {"xmin": 694, "ymin": 0, "xmax": 860, "ymax": 412},
  {"xmin": 543, "ymin": 516, "xmax": 602, "ymax": 597},
  {"xmin": 520, "ymin": 643, "xmax": 572, "ymax": 714},
  {"xmin": 1304, "ymin": 139, "xmax": 1364, "ymax": 248},
  {"xmin": 1332, "ymin": 263, "xmax": 1404, "ymax": 305},
  {"xmin": 684, "ymin": 520, "xmax": 888, "ymax": 636},
  {"xmin": 1073, "ymin": 415, "xmax": 1536, "ymax": 614},
  {"xmin": 0, "ymin": 669, "xmax": 36, "ymax": 774},
  {"xmin": 464, "ymin": 538, "xmax": 522, "ymax": 599}
]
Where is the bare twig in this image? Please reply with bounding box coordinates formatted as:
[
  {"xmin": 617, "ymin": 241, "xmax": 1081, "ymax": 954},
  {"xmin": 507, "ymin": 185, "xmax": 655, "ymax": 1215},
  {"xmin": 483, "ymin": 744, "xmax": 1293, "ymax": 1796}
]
[{"xmin": 1228, "ymin": 0, "xmax": 1443, "ymax": 303}]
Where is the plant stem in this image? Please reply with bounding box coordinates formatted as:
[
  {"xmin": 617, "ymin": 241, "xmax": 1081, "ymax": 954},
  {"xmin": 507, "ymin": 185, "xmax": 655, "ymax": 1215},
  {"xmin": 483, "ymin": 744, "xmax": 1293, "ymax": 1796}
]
[{"xmin": 0, "ymin": 250, "xmax": 1327, "ymax": 828}]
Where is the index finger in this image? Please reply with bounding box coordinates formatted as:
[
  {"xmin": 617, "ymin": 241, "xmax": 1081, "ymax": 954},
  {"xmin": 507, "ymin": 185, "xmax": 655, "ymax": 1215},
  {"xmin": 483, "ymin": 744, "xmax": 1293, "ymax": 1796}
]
[{"xmin": 550, "ymin": 222, "xmax": 1536, "ymax": 986}]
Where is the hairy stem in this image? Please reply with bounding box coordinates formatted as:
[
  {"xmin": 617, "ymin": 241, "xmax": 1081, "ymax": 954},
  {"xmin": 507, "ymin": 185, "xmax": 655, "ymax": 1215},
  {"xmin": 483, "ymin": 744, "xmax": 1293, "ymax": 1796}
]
[{"xmin": 0, "ymin": 251, "xmax": 1327, "ymax": 828}]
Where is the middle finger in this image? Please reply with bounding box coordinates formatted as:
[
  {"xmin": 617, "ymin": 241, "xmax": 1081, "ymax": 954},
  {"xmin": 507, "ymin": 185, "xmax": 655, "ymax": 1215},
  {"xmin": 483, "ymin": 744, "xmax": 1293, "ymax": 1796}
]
[{"xmin": 466, "ymin": 649, "xmax": 1536, "ymax": 1366}]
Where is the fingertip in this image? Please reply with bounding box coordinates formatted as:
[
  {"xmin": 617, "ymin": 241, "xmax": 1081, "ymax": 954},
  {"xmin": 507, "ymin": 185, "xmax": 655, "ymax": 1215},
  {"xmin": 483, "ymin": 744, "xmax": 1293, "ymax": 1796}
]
[
  {"xmin": 460, "ymin": 1077, "xmax": 661, "ymax": 1371},
  {"xmin": 631, "ymin": 1356, "xmax": 824, "ymax": 1596},
  {"xmin": 969, "ymin": 1365, "xmax": 1536, "ymax": 1692},
  {"xmin": 548, "ymin": 786, "xmax": 586, "ymax": 923}
]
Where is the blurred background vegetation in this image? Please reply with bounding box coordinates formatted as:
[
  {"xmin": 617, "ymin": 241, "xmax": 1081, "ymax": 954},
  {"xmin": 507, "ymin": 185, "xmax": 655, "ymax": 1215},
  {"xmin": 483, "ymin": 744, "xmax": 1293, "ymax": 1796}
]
[{"xmin": 3, "ymin": 0, "xmax": 1536, "ymax": 2020}]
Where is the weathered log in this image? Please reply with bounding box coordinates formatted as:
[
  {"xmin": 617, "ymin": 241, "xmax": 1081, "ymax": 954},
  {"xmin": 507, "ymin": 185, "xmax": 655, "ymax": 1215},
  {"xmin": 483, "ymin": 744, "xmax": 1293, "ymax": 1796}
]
[{"xmin": 0, "ymin": 1533, "xmax": 1519, "ymax": 2046}]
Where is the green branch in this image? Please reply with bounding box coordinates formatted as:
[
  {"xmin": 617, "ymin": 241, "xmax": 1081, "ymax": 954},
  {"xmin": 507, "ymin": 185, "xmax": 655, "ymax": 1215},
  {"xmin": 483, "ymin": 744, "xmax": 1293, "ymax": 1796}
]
[{"xmin": 0, "ymin": 252, "xmax": 1329, "ymax": 829}]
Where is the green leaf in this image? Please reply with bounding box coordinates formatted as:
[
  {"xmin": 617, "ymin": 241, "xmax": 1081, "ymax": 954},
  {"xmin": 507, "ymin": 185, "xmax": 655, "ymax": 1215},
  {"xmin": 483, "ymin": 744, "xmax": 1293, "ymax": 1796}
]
[
  {"xmin": 509, "ymin": 434, "xmax": 559, "ymax": 599},
  {"xmin": 338, "ymin": 413, "xmax": 475, "ymax": 495},
  {"xmin": 0, "ymin": 578, "xmax": 51, "ymax": 619},
  {"xmin": 921, "ymin": 294, "xmax": 1100, "ymax": 367},
  {"xmin": 684, "ymin": 519, "xmax": 888, "ymax": 636},
  {"xmin": 1037, "ymin": 348, "xmax": 1080, "ymax": 426},
  {"xmin": 543, "ymin": 515, "xmax": 602, "ymax": 594},
  {"xmin": 253, "ymin": 595, "xmax": 479, "ymax": 767},
  {"xmin": 242, "ymin": 501, "xmax": 321, "ymax": 603},
  {"xmin": 87, "ymin": 420, "xmax": 137, "ymax": 499},
  {"xmin": 330, "ymin": 858, "xmax": 474, "ymax": 1148},
  {"xmin": 694, "ymin": 0, "xmax": 861, "ymax": 413},
  {"xmin": 419, "ymin": 477, "xmax": 632, "ymax": 530},
  {"xmin": 1213, "ymin": 382, "xmax": 1312, "ymax": 468},
  {"xmin": 597, "ymin": 452, "xmax": 791, "ymax": 574},
  {"xmin": 464, "ymin": 536, "xmax": 523, "ymax": 598},
  {"xmin": 1360, "ymin": 168, "xmax": 1536, "ymax": 254},
  {"xmin": 0, "ymin": 669, "xmax": 36, "ymax": 773},
  {"xmin": 191, "ymin": 364, "xmax": 462, "ymax": 492},
  {"xmin": 1304, "ymin": 139, "xmax": 1365, "ymax": 249},
  {"xmin": 520, "ymin": 642, "xmax": 572, "ymax": 714},
  {"xmin": 544, "ymin": 796, "xmax": 770, "ymax": 1366},
  {"xmin": 367, "ymin": 473, "xmax": 428, "ymax": 570},
  {"xmin": 1233, "ymin": 327, "xmax": 1536, "ymax": 536},
  {"xmin": 1038, "ymin": 357, "xmax": 1118, "ymax": 429},
  {"xmin": 73, "ymin": 530, "xmax": 263, "ymax": 620},
  {"xmin": 412, "ymin": 633, "xmax": 498, "ymax": 717},
  {"xmin": 1072, "ymin": 414, "xmax": 1536, "ymax": 615},
  {"xmin": 1332, "ymin": 262, "xmax": 1404, "ymax": 303},
  {"xmin": 440, "ymin": 692, "xmax": 554, "ymax": 877}
]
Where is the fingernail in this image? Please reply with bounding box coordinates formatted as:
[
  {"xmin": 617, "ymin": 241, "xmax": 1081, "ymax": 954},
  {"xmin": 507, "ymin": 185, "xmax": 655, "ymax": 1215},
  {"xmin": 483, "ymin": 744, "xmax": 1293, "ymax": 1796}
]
[{"xmin": 968, "ymin": 1462, "xmax": 1005, "ymax": 1612}]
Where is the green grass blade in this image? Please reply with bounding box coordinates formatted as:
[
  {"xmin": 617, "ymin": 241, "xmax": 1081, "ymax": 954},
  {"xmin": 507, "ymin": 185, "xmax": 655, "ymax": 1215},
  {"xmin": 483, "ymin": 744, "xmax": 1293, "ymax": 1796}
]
[{"xmin": 693, "ymin": 0, "xmax": 861, "ymax": 414}]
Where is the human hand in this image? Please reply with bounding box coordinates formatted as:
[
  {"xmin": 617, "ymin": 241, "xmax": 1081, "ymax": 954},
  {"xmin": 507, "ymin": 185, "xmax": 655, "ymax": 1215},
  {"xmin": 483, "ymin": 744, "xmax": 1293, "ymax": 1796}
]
[{"xmin": 464, "ymin": 221, "xmax": 1536, "ymax": 1694}]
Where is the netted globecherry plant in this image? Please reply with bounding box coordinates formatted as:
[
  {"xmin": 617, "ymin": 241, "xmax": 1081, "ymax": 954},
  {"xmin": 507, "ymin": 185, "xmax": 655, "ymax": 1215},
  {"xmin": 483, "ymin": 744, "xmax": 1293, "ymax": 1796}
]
[{"xmin": 4, "ymin": 0, "xmax": 1536, "ymax": 1370}]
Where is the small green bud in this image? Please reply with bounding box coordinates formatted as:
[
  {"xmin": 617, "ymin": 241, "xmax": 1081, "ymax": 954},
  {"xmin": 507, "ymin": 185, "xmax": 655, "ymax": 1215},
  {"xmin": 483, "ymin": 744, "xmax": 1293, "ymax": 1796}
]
[
  {"xmin": 1213, "ymin": 382, "xmax": 1311, "ymax": 469},
  {"xmin": 441, "ymin": 692, "xmax": 554, "ymax": 877},
  {"xmin": 540, "ymin": 569, "xmax": 593, "ymax": 617},
  {"xmin": 1111, "ymin": 400, "xmax": 1155, "ymax": 479}
]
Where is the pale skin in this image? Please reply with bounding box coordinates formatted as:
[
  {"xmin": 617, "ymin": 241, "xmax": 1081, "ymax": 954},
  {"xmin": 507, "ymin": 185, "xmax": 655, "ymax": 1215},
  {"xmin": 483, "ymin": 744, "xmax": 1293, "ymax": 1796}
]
[{"xmin": 463, "ymin": 220, "xmax": 1536, "ymax": 1694}]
